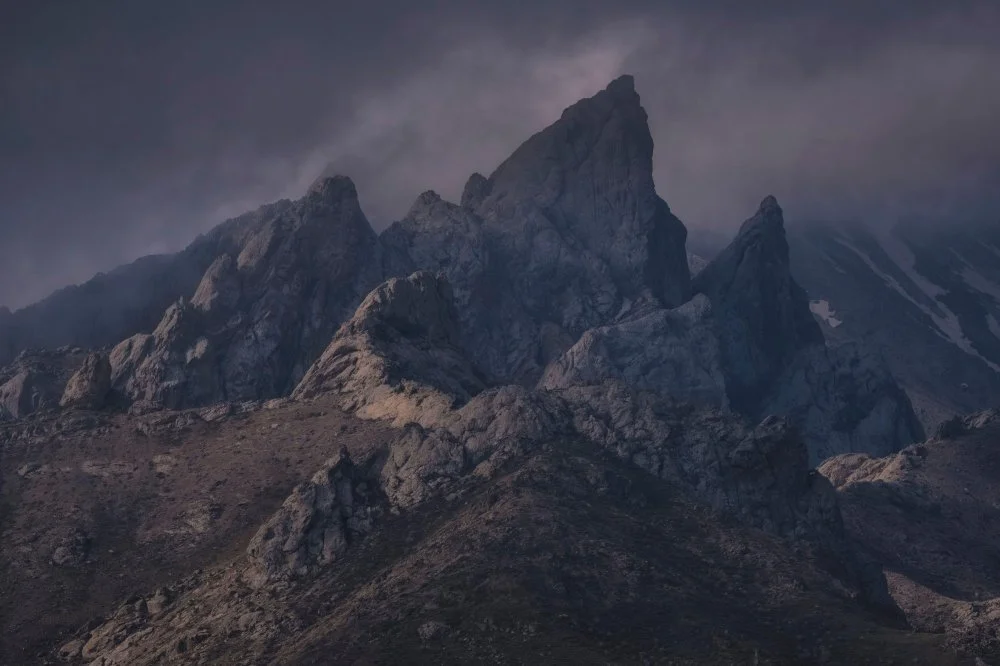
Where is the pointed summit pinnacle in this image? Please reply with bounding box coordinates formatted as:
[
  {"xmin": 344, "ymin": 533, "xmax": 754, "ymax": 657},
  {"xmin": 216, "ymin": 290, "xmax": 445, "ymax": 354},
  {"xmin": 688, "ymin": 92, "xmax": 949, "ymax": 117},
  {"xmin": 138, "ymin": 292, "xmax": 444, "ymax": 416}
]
[
  {"xmin": 605, "ymin": 74, "xmax": 636, "ymax": 97},
  {"xmin": 307, "ymin": 168, "xmax": 359, "ymax": 203},
  {"xmin": 758, "ymin": 195, "xmax": 780, "ymax": 213}
]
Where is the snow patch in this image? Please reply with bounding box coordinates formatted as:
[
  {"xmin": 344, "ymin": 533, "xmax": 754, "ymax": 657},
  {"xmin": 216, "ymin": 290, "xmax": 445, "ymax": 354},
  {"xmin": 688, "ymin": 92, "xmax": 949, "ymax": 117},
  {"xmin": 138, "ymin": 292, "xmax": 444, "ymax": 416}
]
[
  {"xmin": 979, "ymin": 240, "xmax": 1000, "ymax": 263},
  {"xmin": 809, "ymin": 299, "xmax": 843, "ymax": 328},
  {"xmin": 834, "ymin": 233, "xmax": 1000, "ymax": 373},
  {"xmin": 989, "ymin": 314, "xmax": 1000, "ymax": 341},
  {"xmin": 950, "ymin": 250, "xmax": 1000, "ymax": 305}
]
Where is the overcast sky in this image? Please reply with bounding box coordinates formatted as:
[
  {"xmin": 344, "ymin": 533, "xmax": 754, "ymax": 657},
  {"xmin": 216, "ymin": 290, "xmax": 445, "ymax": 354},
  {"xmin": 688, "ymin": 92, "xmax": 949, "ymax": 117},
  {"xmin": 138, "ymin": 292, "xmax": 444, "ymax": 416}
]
[{"xmin": 2, "ymin": 0, "xmax": 999, "ymax": 308}]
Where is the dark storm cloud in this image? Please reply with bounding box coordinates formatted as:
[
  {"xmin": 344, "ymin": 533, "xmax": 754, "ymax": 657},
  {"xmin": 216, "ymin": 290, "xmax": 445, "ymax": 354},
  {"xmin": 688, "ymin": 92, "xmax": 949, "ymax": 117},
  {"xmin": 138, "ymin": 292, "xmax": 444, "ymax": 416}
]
[{"xmin": 2, "ymin": 1, "xmax": 999, "ymax": 308}]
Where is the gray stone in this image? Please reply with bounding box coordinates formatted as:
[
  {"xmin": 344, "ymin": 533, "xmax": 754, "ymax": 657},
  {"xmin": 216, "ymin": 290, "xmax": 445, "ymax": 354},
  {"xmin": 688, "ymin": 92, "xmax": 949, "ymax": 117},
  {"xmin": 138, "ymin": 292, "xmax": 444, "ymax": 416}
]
[
  {"xmin": 112, "ymin": 175, "xmax": 382, "ymax": 410},
  {"xmin": 539, "ymin": 294, "xmax": 728, "ymax": 409},
  {"xmin": 0, "ymin": 347, "xmax": 89, "ymax": 420},
  {"xmin": 381, "ymin": 75, "xmax": 690, "ymax": 385},
  {"xmin": 763, "ymin": 342, "xmax": 925, "ymax": 464},
  {"xmin": 245, "ymin": 450, "xmax": 379, "ymax": 586},
  {"xmin": 693, "ymin": 196, "xmax": 921, "ymax": 461},
  {"xmin": 59, "ymin": 351, "xmax": 112, "ymax": 409},
  {"xmin": 692, "ymin": 196, "xmax": 824, "ymax": 414},
  {"xmin": 51, "ymin": 528, "xmax": 90, "ymax": 567},
  {"xmin": 294, "ymin": 271, "xmax": 486, "ymax": 428}
]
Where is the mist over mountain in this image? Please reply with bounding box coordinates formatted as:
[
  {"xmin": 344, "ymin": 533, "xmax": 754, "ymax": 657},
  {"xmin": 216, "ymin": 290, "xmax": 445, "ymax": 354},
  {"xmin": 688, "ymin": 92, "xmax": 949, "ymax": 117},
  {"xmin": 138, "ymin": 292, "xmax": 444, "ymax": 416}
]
[{"xmin": 2, "ymin": 0, "xmax": 999, "ymax": 308}]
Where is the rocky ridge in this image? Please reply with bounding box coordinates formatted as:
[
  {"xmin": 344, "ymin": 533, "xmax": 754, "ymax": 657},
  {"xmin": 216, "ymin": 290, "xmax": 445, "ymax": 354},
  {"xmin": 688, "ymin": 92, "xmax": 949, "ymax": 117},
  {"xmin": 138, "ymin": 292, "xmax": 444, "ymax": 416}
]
[
  {"xmin": 66, "ymin": 275, "xmax": 902, "ymax": 661},
  {"xmin": 381, "ymin": 75, "xmax": 690, "ymax": 386},
  {"xmin": 0, "ymin": 75, "xmax": 970, "ymax": 664},
  {"xmin": 0, "ymin": 76, "xmax": 920, "ymax": 466},
  {"xmin": 293, "ymin": 271, "xmax": 486, "ymax": 428},
  {"xmin": 108, "ymin": 176, "xmax": 381, "ymax": 410}
]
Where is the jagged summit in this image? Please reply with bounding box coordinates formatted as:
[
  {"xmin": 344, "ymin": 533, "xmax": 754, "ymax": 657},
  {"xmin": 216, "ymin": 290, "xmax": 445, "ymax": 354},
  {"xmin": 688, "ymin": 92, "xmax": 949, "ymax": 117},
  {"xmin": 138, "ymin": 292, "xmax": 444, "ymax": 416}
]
[
  {"xmin": 407, "ymin": 190, "xmax": 445, "ymax": 216},
  {"xmin": 758, "ymin": 193, "xmax": 779, "ymax": 210},
  {"xmin": 460, "ymin": 172, "xmax": 490, "ymax": 209},
  {"xmin": 734, "ymin": 195, "xmax": 786, "ymax": 238},
  {"xmin": 305, "ymin": 173, "xmax": 364, "ymax": 213},
  {"xmin": 692, "ymin": 198, "xmax": 823, "ymax": 413},
  {"xmin": 294, "ymin": 270, "xmax": 486, "ymax": 427},
  {"xmin": 558, "ymin": 73, "xmax": 640, "ymax": 123},
  {"xmin": 605, "ymin": 73, "xmax": 636, "ymax": 95},
  {"xmin": 0, "ymin": 73, "xmax": 961, "ymax": 666}
]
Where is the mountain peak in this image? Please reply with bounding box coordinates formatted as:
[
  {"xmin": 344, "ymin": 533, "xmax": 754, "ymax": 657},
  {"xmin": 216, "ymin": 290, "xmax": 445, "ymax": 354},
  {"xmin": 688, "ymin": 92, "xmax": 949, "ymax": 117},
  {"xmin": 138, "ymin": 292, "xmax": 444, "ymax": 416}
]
[
  {"xmin": 737, "ymin": 194, "xmax": 785, "ymax": 237},
  {"xmin": 693, "ymin": 197, "xmax": 824, "ymax": 415},
  {"xmin": 758, "ymin": 195, "xmax": 780, "ymax": 213},
  {"xmin": 557, "ymin": 73, "xmax": 643, "ymax": 127},
  {"xmin": 476, "ymin": 75, "xmax": 688, "ymax": 311},
  {"xmin": 408, "ymin": 190, "xmax": 443, "ymax": 214},
  {"xmin": 460, "ymin": 172, "xmax": 491, "ymax": 209},
  {"xmin": 605, "ymin": 73, "xmax": 636, "ymax": 97},
  {"xmin": 306, "ymin": 169, "xmax": 359, "ymax": 201}
]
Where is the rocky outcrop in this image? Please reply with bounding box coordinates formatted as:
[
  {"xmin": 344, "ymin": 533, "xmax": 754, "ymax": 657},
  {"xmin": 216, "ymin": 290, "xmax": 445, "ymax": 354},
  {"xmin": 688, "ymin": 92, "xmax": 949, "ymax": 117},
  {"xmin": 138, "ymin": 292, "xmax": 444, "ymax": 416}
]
[
  {"xmin": 59, "ymin": 351, "xmax": 112, "ymax": 409},
  {"xmin": 111, "ymin": 175, "xmax": 381, "ymax": 409},
  {"xmin": 557, "ymin": 381, "xmax": 890, "ymax": 605},
  {"xmin": 933, "ymin": 407, "xmax": 1000, "ymax": 440},
  {"xmin": 50, "ymin": 527, "xmax": 91, "ymax": 567},
  {"xmin": 379, "ymin": 386, "xmax": 569, "ymax": 508},
  {"xmin": 539, "ymin": 294, "xmax": 728, "ymax": 409},
  {"xmin": 459, "ymin": 172, "xmax": 491, "ymax": 210},
  {"xmin": 293, "ymin": 271, "xmax": 486, "ymax": 428},
  {"xmin": 0, "ymin": 347, "xmax": 88, "ymax": 420},
  {"xmin": 381, "ymin": 75, "xmax": 690, "ymax": 385},
  {"xmin": 379, "ymin": 192, "xmax": 491, "ymax": 316},
  {"xmin": 245, "ymin": 450, "xmax": 380, "ymax": 587},
  {"xmin": 329, "ymin": 372, "xmax": 890, "ymax": 609}
]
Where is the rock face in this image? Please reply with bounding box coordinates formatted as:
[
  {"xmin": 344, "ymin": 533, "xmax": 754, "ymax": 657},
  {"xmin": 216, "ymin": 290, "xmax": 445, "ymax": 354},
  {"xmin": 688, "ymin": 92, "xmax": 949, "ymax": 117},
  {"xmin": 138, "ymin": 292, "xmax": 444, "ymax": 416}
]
[
  {"xmin": 764, "ymin": 343, "xmax": 925, "ymax": 463},
  {"xmin": 381, "ymin": 75, "xmax": 690, "ymax": 384},
  {"xmin": 692, "ymin": 196, "xmax": 824, "ymax": 414},
  {"xmin": 379, "ymin": 193, "xmax": 490, "ymax": 318},
  {"xmin": 294, "ymin": 271, "xmax": 486, "ymax": 428},
  {"xmin": 305, "ymin": 365, "xmax": 891, "ymax": 608},
  {"xmin": 59, "ymin": 352, "xmax": 112, "ymax": 410},
  {"xmin": 110, "ymin": 176, "xmax": 381, "ymax": 409},
  {"xmin": 692, "ymin": 197, "xmax": 922, "ymax": 463},
  {"xmin": 0, "ymin": 347, "xmax": 88, "ymax": 420},
  {"xmin": 539, "ymin": 294, "xmax": 728, "ymax": 409},
  {"xmin": 245, "ymin": 450, "xmax": 380, "ymax": 586}
]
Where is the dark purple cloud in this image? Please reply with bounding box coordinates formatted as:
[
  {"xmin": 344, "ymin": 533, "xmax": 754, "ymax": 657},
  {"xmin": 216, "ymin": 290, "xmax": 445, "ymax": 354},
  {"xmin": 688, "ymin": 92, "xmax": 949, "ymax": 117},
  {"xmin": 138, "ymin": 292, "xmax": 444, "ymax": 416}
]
[{"xmin": 1, "ymin": 0, "xmax": 998, "ymax": 307}]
